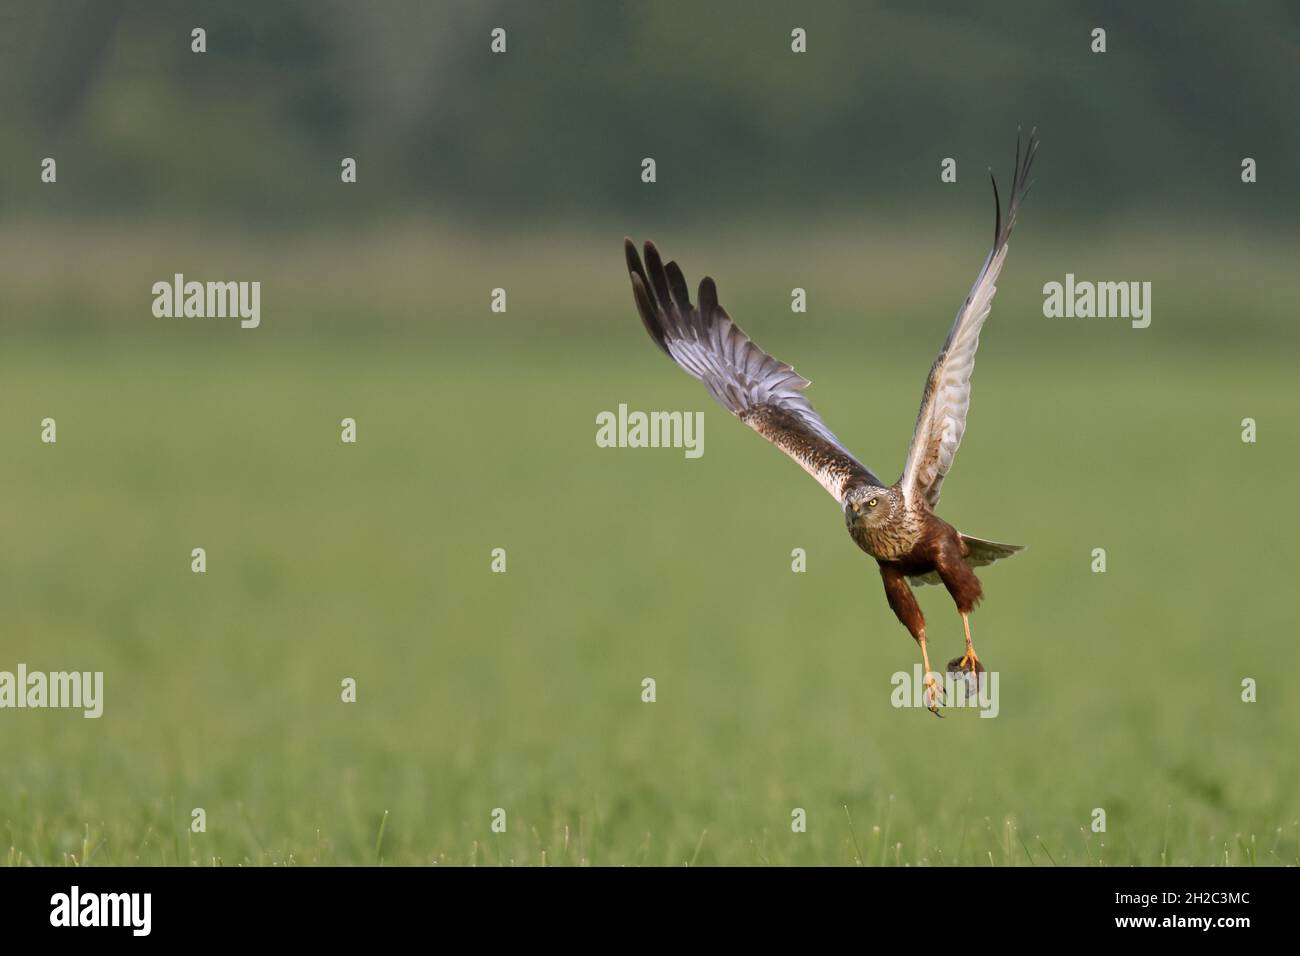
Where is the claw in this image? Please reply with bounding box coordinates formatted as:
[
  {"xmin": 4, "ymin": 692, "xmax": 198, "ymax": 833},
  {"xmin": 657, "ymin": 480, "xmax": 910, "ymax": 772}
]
[
  {"xmin": 952, "ymin": 612, "xmax": 984, "ymax": 693},
  {"xmin": 923, "ymin": 673, "xmax": 945, "ymax": 717},
  {"xmin": 946, "ymin": 651, "xmax": 985, "ymax": 695}
]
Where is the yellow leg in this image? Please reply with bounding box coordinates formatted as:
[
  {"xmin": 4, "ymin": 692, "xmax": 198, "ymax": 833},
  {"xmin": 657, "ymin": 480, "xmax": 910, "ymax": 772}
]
[
  {"xmin": 919, "ymin": 630, "xmax": 944, "ymax": 717},
  {"xmin": 950, "ymin": 611, "xmax": 983, "ymax": 690}
]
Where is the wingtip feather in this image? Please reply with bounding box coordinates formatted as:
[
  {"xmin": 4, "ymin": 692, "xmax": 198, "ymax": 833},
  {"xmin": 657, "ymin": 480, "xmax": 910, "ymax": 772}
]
[{"xmin": 698, "ymin": 276, "xmax": 718, "ymax": 316}]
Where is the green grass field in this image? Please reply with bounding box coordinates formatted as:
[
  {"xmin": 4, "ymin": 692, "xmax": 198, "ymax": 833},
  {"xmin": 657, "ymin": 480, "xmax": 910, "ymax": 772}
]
[{"xmin": 2, "ymin": 226, "xmax": 1298, "ymax": 865}]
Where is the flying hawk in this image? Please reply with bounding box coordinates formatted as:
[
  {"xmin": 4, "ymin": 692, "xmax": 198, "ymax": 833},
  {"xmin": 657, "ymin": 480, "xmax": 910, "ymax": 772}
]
[{"xmin": 624, "ymin": 131, "xmax": 1038, "ymax": 715}]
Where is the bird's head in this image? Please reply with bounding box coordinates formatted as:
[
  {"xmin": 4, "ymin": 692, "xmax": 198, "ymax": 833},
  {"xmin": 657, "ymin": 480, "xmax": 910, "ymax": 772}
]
[{"xmin": 844, "ymin": 485, "xmax": 897, "ymax": 531}]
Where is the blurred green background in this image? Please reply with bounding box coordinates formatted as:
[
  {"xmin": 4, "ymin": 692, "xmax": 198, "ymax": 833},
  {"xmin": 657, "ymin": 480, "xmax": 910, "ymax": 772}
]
[{"xmin": 1, "ymin": 1, "xmax": 1298, "ymax": 865}]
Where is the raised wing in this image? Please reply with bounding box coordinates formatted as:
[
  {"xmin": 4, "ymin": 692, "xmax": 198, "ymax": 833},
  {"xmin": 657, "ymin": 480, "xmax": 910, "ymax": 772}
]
[
  {"xmin": 625, "ymin": 239, "xmax": 882, "ymax": 503},
  {"xmin": 900, "ymin": 130, "xmax": 1038, "ymax": 510}
]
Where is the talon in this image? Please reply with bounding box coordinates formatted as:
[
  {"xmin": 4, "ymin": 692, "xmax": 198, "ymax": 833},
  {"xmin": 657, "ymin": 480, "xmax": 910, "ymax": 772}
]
[
  {"xmin": 946, "ymin": 651, "xmax": 984, "ymax": 673},
  {"xmin": 950, "ymin": 612, "xmax": 985, "ymax": 692},
  {"xmin": 946, "ymin": 651, "xmax": 985, "ymax": 693},
  {"xmin": 923, "ymin": 673, "xmax": 945, "ymax": 716}
]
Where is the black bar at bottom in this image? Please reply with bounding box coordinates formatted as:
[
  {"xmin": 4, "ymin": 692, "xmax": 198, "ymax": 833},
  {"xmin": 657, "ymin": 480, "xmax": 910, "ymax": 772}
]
[{"xmin": 0, "ymin": 864, "xmax": 1284, "ymax": 941}]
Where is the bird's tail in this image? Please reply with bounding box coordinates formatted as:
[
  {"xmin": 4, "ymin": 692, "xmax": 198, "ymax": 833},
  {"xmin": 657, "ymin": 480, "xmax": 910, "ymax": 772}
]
[
  {"xmin": 908, "ymin": 535, "xmax": 1024, "ymax": 586},
  {"xmin": 960, "ymin": 534, "xmax": 1025, "ymax": 569}
]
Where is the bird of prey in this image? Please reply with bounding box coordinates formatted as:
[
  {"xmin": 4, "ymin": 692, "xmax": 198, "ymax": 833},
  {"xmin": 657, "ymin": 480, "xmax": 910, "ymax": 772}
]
[{"xmin": 624, "ymin": 132, "xmax": 1037, "ymax": 716}]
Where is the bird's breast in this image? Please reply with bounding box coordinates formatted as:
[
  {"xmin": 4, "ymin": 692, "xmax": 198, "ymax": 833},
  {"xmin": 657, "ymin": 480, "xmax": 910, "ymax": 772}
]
[{"xmin": 849, "ymin": 518, "xmax": 920, "ymax": 561}]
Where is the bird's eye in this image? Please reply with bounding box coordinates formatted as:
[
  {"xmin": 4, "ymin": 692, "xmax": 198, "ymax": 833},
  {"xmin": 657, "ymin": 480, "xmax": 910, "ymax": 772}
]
[{"xmin": 868, "ymin": 498, "xmax": 878, "ymax": 508}]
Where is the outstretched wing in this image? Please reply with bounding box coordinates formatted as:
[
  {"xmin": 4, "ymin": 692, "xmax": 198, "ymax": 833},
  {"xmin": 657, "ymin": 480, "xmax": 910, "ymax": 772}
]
[
  {"xmin": 625, "ymin": 239, "xmax": 882, "ymax": 504},
  {"xmin": 900, "ymin": 130, "xmax": 1038, "ymax": 510}
]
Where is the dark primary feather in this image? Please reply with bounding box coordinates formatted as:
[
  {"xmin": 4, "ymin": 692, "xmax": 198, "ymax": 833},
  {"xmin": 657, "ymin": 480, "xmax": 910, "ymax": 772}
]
[
  {"xmin": 625, "ymin": 238, "xmax": 882, "ymax": 503},
  {"xmin": 950, "ymin": 127, "xmax": 1037, "ymax": 355}
]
